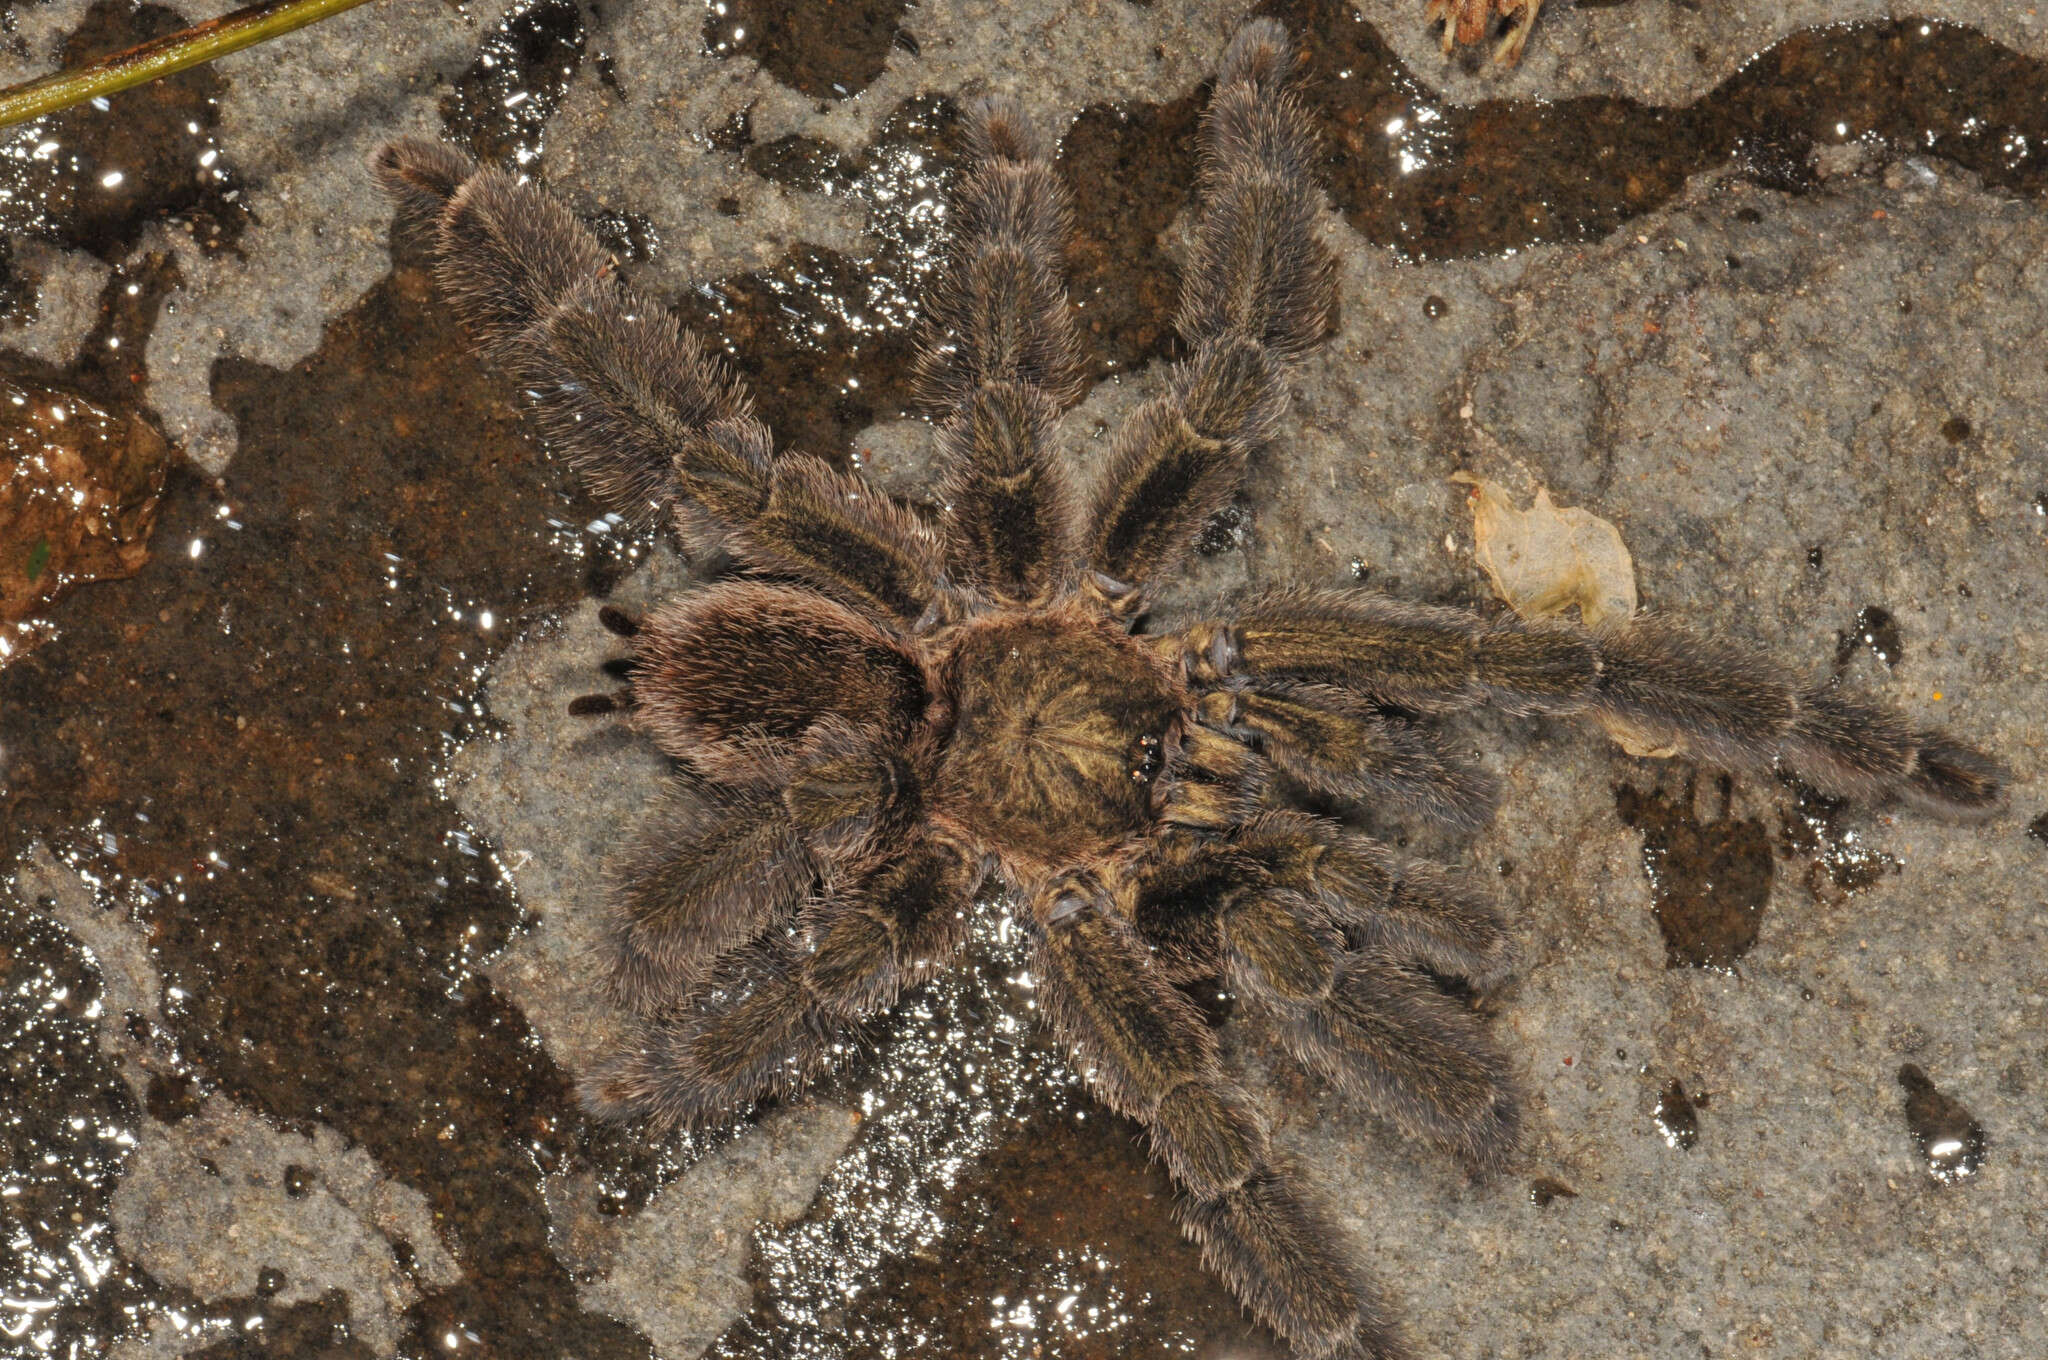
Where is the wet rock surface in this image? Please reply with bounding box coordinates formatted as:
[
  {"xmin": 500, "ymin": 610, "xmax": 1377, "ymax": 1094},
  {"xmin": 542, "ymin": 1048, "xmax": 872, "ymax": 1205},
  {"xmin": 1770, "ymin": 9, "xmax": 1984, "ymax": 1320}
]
[{"xmin": 1, "ymin": 3, "xmax": 2043, "ymax": 1360}]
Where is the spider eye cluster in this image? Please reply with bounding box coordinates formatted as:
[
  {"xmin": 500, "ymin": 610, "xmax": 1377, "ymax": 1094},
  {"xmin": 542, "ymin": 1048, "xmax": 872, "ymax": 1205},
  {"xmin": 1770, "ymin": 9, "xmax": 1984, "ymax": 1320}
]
[{"xmin": 1128, "ymin": 732, "xmax": 1166, "ymax": 784}]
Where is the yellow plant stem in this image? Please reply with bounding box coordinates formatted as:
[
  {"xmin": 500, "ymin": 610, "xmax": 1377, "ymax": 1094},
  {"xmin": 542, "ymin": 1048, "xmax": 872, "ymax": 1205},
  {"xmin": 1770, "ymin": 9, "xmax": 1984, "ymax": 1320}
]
[{"xmin": 0, "ymin": 0, "xmax": 380, "ymax": 129}]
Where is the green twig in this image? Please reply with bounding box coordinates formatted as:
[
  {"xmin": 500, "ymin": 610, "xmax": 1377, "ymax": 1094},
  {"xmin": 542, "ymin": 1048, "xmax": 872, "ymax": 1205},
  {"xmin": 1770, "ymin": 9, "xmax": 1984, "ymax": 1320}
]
[{"xmin": 0, "ymin": 0, "xmax": 380, "ymax": 129}]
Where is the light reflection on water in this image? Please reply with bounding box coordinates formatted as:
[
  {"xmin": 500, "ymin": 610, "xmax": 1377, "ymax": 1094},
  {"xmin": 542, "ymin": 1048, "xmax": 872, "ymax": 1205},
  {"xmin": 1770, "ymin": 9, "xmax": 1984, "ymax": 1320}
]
[
  {"xmin": 0, "ymin": 895, "xmax": 138, "ymax": 1354},
  {"xmin": 712, "ymin": 903, "xmax": 1193, "ymax": 1359}
]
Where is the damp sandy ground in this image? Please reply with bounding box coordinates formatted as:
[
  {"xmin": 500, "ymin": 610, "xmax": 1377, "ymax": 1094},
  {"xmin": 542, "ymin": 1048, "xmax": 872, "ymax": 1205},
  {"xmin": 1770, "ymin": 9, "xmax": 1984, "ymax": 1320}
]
[{"xmin": 1, "ymin": 2, "xmax": 2044, "ymax": 1359}]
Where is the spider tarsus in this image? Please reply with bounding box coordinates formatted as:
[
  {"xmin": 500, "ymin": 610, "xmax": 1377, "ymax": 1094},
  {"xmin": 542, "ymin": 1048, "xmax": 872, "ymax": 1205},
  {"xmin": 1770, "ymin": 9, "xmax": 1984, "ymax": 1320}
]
[
  {"xmin": 1177, "ymin": 1164, "xmax": 1410, "ymax": 1360},
  {"xmin": 597, "ymin": 604, "xmax": 640, "ymax": 637},
  {"xmin": 566, "ymin": 693, "xmax": 615, "ymax": 717}
]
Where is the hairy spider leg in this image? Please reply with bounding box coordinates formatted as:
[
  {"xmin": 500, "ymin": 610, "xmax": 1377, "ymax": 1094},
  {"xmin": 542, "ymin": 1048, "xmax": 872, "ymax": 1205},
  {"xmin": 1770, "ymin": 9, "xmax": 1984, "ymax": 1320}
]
[
  {"xmin": 587, "ymin": 838, "xmax": 982, "ymax": 1127},
  {"xmin": 1083, "ymin": 20, "xmax": 1338, "ymax": 613},
  {"xmin": 371, "ymin": 140, "xmax": 946, "ymax": 629},
  {"xmin": 1119, "ymin": 822, "xmax": 1518, "ymax": 1173},
  {"xmin": 606, "ymin": 709, "xmax": 936, "ymax": 1012},
  {"xmin": 1194, "ymin": 681, "xmax": 1500, "ymax": 831},
  {"xmin": 1186, "ymin": 590, "xmax": 2004, "ymax": 816},
  {"xmin": 1234, "ymin": 810, "xmax": 1515, "ymax": 993},
  {"xmin": 916, "ymin": 98, "xmax": 1088, "ymax": 606},
  {"xmin": 603, "ymin": 776, "xmax": 815, "ymax": 1013},
  {"xmin": 1034, "ymin": 880, "xmax": 1407, "ymax": 1360}
]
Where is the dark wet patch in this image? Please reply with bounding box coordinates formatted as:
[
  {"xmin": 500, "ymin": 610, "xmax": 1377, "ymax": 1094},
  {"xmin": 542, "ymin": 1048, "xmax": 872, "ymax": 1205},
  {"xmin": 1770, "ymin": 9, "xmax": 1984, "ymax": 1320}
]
[
  {"xmin": 0, "ymin": 0, "xmax": 248, "ymax": 264},
  {"xmin": 2027, "ymin": 811, "xmax": 2048, "ymax": 847},
  {"xmin": 1940, "ymin": 414, "xmax": 1972, "ymax": 445},
  {"xmin": 0, "ymin": 247, "xmax": 673, "ymax": 1355},
  {"xmin": 441, "ymin": 0, "xmax": 589, "ymax": 168},
  {"xmin": 1834, "ymin": 604, "xmax": 1902, "ymax": 671},
  {"xmin": 1059, "ymin": 91, "xmax": 1204, "ymax": 375},
  {"xmin": 841, "ymin": 1081, "xmax": 1276, "ymax": 1359},
  {"xmin": 678, "ymin": 95, "xmax": 964, "ymax": 461},
  {"xmin": 1776, "ymin": 782, "xmax": 1901, "ymax": 905},
  {"xmin": 143, "ymin": 1069, "xmax": 205, "ymax": 1123},
  {"xmin": 186, "ymin": 1287, "xmax": 376, "ymax": 1360},
  {"xmin": 1614, "ymin": 775, "xmax": 1773, "ymax": 970},
  {"xmin": 1806, "ymin": 545, "xmax": 1824, "ymax": 571},
  {"xmin": 584, "ymin": 207, "xmax": 663, "ymax": 264},
  {"xmin": 1653, "ymin": 1077, "xmax": 1700, "ymax": 1150},
  {"xmin": 705, "ymin": 0, "xmax": 912, "ymax": 101},
  {"xmin": 1528, "ymin": 1175, "xmax": 1577, "ymax": 1207},
  {"xmin": 1259, "ymin": 1, "xmax": 2048, "ymax": 260},
  {"xmin": 1194, "ymin": 501, "xmax": 1249, "ymax": 556},
  {"xmin": 706, "ymin": 916, "xmax": 1280, "ymax": 1360},
  {"xmin": 1896, "ymin": 1063, "xmax": 1987, "ymax": 1185},
  {"xmin": 744, "ymin": 133, "xmax": 865, "ymax": 195},
  {"xmin": 0, "ymin": 893, "xmax": 161, "ymax": 1352}
]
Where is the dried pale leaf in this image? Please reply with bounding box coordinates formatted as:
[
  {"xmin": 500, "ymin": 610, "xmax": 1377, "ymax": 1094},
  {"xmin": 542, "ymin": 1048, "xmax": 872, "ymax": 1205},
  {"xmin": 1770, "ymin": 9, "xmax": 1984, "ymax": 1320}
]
[
  {"xmin": 1454, "ymin": 473, "xmax": 1671, "ymax": 757},
  {"xmin": 1454, "ymin": 472, "xmax": 1637, "ymax": 630}
]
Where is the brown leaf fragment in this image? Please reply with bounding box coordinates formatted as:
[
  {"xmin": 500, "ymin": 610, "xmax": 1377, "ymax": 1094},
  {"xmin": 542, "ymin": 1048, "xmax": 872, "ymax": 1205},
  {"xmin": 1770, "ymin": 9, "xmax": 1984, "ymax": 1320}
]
[{"xmin": 1, "ymin": 377, "xmax": 173, "ymax": 656}]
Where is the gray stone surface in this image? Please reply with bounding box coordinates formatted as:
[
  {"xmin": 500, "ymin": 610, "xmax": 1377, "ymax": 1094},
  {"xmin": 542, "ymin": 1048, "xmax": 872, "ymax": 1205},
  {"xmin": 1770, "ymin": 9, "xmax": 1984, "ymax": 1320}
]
[
  {"xmin": 575, "ymin": 1103, "xmax": 860, "ymax": 1358},
  {"xmin": 448, "ymin": 547, "xmax": 688, "ymax": 1084},
  {"xmin": 108, "ymin": 1099, "xmax": 460, "ymax": 1356},
  {"xmin": 12, "ymin": 849, "xmax": 460, "ymax": 1357},
  {"xmin": 0, "ymin": 238, "xmax": 110, "ymax": 365}
]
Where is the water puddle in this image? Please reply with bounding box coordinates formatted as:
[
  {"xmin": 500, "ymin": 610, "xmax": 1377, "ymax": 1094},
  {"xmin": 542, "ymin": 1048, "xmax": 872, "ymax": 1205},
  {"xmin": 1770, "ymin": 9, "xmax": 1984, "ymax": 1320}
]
[
  {"xmin": 1614, "ymin": 775, "xmax": 1774, "ymax": 970},
  {"xmin": 674, "ymin": 94, "xmax": 962, "ymax": 463},
  {"xmin": 1776, "ymin": 781, "xmax": 1902, "ymax": 906},
  {"xmin": 1059, "ymin": 91, "xmax": 1205, "ymax": 377},
  {"xmin": 0, "ymin": 244, "xmax": 663, "ymax": 1353},
  {"xmin": 703, "ymin": 0, "xmax": 913, "ymax": 101},
  {"xmin": 442, "ymin": 0, "xmax": 588, "ymax": 169},
  {"xmin": 1652, "ymin": 1077, "xmax": 1701, "ymax": 1151},
  {"xmin": 708, "ymin": 910, "xmax": 1269, "ymax": 1359},
  {"xmin": 1833, "ymin": 604, "xmax": 1903, "ymax": 672},
  {"xmin": 0, "ymin": 0, "xmax": 247, "ymax": 269},
  {"xmin": 1260, "ymin": 1, "xmax": 2048, "ymax": 259},
  {"xmin": 1895, "ymin": 1063, "xmax": 1987, "ymax": 1185},
  {"xmin": 0, "ymin": 895, "xmax": 152, "ymax": 1354}
]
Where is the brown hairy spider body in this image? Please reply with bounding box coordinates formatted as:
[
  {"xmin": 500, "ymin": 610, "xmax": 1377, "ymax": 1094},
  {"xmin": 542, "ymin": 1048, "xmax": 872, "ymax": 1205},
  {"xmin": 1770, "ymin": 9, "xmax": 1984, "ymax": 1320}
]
[
  {"xmin": 375, "ymin": 22, "xmax": 2000, "ymax": 1359},
  {"xmin": 1427, "ymin": 0, "xmax": 1544, "ymax": 65}
]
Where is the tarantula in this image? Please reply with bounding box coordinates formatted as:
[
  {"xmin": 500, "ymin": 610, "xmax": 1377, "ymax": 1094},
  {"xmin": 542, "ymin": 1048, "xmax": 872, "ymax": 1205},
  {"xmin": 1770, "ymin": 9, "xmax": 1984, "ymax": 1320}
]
[{"xmin": 374, "ymin": 21, "xmax": 2000, "ymax": 1359}]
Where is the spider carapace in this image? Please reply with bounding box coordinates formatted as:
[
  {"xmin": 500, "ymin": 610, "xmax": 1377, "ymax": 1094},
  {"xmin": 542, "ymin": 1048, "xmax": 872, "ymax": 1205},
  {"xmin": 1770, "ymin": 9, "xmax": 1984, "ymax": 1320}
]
[{"xmin": 374, "ymin": 21, "xmax": 2001, "ymax": 1359}]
